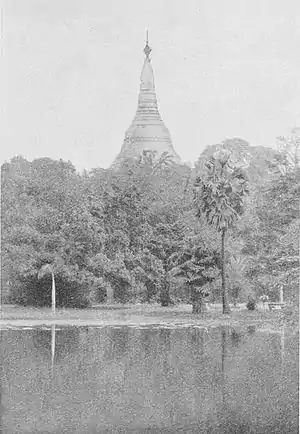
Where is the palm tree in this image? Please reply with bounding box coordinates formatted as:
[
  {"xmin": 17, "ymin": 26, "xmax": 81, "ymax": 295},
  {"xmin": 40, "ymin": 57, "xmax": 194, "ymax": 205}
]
[
  {"xmin": 38, "ymin": 264, "xmax": 56, "ymax": 314},
  {"xmin": 194, "ymin": 149, "xmax": 249, "ymax": 314}
]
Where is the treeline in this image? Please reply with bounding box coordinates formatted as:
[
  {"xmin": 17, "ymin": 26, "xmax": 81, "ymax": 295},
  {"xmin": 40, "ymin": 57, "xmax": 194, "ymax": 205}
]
[{"xmin": 1, "ymin": 136, "xmax": 299, "ymax": 311}]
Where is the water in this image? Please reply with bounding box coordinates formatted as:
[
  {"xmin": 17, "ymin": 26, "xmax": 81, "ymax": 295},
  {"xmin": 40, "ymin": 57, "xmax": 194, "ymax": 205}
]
[{"xmin": 0, "ymin": 325, "xmax": 298, "ymax": 433}]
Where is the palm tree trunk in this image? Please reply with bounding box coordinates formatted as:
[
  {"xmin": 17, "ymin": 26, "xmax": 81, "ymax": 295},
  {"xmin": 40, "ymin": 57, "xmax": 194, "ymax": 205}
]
[
  {"xmin": 51, "ymin": 272, "xmax": 56, "ymax": 314},
  {"xmin": 221, "ymin": 229, "xmax": 231, "ymax": 314}
]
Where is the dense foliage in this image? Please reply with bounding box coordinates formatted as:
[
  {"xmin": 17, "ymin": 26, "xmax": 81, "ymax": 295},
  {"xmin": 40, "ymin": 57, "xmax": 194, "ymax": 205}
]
[{"xmin": 1, "ymin": 135, "xmax": 299, "ymax": 310}]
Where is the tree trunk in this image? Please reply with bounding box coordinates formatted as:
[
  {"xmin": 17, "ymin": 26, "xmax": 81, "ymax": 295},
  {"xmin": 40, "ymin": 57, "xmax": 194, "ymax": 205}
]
[
  {"xmin": 192, "ymin": 290, "xmax": 206, "ymax": 314},
  {"xmin": 192, "ymin": 301, "xmax": 201, "ymax": 314},
  {"xmin": 106, "ymin": 284, "xmax": 114, "ymax": 304},
  {"xmin": 160, "ymin": 279, "xmax": 170, "ymax": 307},
  {"xmin": 51, "ymin": 272, "xmax": 56, "ymax": 314},
  {"xmin": 221, "ymin": 229, "xmax": 231, "ymax": 314}
]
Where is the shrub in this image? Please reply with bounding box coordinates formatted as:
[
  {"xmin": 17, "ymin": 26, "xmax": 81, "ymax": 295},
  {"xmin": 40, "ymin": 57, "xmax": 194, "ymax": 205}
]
[
  {"xmin": 260, "ymin": 294, "xmax": 269, "ymax": 303},
  {"xmin": 10, "ymin": 272, "xmax": 91, "ymax": 309},
  {"xmin": 246, "ymin": 297, "xmax": 256, "ymax": 311}
]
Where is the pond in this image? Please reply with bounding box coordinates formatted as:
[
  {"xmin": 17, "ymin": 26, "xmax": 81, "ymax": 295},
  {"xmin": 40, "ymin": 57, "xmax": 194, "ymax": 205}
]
[{"xmin": 0, "ymin": 324, "xmax": 298, "ymax": 433}]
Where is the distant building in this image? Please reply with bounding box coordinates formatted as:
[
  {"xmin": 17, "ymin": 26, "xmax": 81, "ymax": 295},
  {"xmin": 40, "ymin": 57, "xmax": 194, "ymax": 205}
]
[{"xmin": 111, "ymin": 33, "xmax": 180, "ymax": 168}]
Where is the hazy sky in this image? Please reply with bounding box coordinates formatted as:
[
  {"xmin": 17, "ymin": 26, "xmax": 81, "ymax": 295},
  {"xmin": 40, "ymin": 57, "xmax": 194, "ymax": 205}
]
[{"xmin": 1, "ymin": 0, "xmax": 300, "ymax": 171}]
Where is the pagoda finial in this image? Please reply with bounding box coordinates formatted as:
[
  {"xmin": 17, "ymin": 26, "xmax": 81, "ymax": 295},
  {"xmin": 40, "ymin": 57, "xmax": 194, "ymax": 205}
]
[{"xmin": 144, "ymin": 29, "xmax": 151, "ymax": 58}]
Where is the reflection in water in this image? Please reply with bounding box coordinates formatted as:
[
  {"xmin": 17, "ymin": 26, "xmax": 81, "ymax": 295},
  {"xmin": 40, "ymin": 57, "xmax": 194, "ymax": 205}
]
[
  {"xmin": 140, "ymin": 328, "xmax": 156, "ymax": 359},
  {"xmin": 32, "ymin": 327, "xmax": 80, "ymax": 363},
  {"xmin": 280, "ymin": 325, "xmax": 285, "ymax": 370},
  {"xmin": 159, "ymin": 328, "xmax": 171, "ymax": 349},
  {"xmin": 221, "ymin": 329, "xmax": 226, "ymax": 409},
  {"xmin": 159, "ymin": 328, "xmax": 171, "ymax": 376},
  {"xmin": 247, "ymin": 325, "xmax": 256, "ymax": 335},
  {"xmin": 221, "ymin": 329, "xmax": 226, "ymax": 374},
  {"xmin": 230, "ymin": 329, "xmax": 243, "ymax": 348},
  {"xmin": 106, "ymin": 327, "xmax": 130, "ymax": 361},
  {"xmin": 0, "ymin": 360, "xmax": 3, "ymax": 434},
  {"xmin": 1, "ymin": 325, "xmax": 299, "ymax": 433},
  {"xmin": 51, "ymin": 324, "xmax": 55, "ymax": 376},
  {"xmin": 190, "ymin": 328, "xmax": 205, "ymax": 358}
]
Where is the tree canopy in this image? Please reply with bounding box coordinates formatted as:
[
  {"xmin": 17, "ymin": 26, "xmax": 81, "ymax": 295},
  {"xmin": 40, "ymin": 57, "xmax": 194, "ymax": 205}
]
[{"xmin": 1, "ymin": 134, "xmax": 299, "ymax": 310}]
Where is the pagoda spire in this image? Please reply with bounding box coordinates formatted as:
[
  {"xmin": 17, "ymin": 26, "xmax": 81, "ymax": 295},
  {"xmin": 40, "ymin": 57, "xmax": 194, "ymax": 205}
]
[
  {"xmin": 140, "ymin": 30, "xmax": 154, "ymax": 91},
  {"xmin": 144, "ymin": 29, "xmax": 152, "ymax": 58},
  {"xmin": 110, "ymin": 33, "xmax": 180, "ymax": 168}
]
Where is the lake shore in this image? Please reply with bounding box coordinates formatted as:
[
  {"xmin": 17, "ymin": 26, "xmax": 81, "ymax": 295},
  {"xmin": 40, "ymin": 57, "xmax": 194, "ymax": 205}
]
[{"xmin": 0, "ymin": 303, "xmax": 298, "ymax": 332}]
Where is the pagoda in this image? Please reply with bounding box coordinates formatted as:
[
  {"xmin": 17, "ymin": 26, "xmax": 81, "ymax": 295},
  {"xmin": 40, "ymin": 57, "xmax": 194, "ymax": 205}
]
[{"xmin": 111, "ymin": 33, "xmax": 180, "ymax": 168}]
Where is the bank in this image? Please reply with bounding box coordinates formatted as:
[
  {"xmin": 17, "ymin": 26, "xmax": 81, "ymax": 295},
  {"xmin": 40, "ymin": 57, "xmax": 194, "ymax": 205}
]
[{"xmin": 0, "ymin": 303, "xmax": 298, "ymax": 333}]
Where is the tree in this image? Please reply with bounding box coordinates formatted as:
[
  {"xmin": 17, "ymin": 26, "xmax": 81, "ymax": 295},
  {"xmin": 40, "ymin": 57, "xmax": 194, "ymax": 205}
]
[
  {"xmin": 226, "ymin": 239, "xmax": 252, "ymax": 305},
  {"xmin": 194, "ymin": 148, "xmax": 249, "ymax": 314},
  {"xmin": 130, "ymin": 249, "xmax": 164, "ymax": 303},
  {"xmin": 1, "ymin": 157, "xmax": 96, "ymax": 308},
  {"xmin": 89, "ymin": 252, "xmax": 132, "ymax": 303},
  {"xmin": 276, "ymin": 128, "xmax": 300, "ymax": 169},
  {"xmin": 106, "ymin": 154, "xmax": 189, "ymax": 306},
  {"xmin": 147, "ymin": 209, "xmax": 186, "ymax": 306},
  {"xmin": 244, "ymin": 157, "xmax": 300, "ymax": 304},
  {"xmin": 170, "ymin": 237, "xmax": 219, "ymax": 313},
  {"xmin": 2, "ymin": 149, "xmax": 256, "ymax": 310}
]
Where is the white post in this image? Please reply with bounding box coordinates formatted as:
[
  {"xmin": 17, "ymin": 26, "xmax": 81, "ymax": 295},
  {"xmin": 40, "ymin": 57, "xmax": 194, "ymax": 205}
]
[
  {"xmin": 279, "ymin": 286, "xmax": 284, "ymax": 304},
  {"xmin": 51, "ymin": 272, "xmax": 56, "ymax": 314}
]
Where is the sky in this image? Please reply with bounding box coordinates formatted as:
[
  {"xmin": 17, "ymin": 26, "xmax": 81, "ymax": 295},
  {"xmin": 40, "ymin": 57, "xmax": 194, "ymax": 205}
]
[{"xmin": 1, "ymin": 0, "xmax": 300, "ymax": 171}]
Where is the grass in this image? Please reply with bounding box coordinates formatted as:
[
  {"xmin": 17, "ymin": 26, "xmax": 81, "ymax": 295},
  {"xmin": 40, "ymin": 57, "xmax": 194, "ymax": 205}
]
[{"xmin": 0, "ymin": 303, "xmax": 298, "ymax": 332}]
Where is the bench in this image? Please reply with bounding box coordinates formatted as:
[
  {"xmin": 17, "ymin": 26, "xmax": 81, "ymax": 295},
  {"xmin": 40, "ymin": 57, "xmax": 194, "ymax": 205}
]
[{"xmin": 268, "ymin": 302, "xmax": 285, "ymax": 311}]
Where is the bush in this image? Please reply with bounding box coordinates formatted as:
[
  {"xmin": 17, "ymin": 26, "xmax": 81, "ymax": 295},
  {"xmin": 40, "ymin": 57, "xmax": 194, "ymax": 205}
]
[
  {"xmin": 283, "ymin": 305, "xmax": 299, "ymax": 327},
  {"xmin": 10, "ymin": 272, "xmax": 91, "ymax": 309},
  {"xmin": 246, "ymin": 297, "xmax": 256, "ymax": 311}
]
